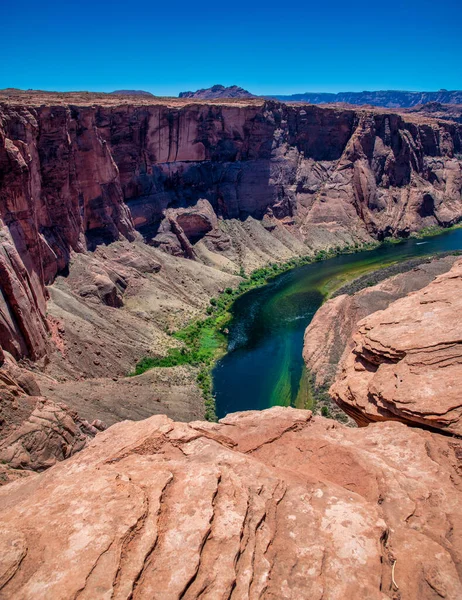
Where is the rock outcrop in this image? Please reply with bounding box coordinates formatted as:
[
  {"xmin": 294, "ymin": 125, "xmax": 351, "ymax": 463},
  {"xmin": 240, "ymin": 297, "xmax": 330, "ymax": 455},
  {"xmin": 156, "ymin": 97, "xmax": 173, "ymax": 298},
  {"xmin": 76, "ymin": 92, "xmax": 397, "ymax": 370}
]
[
  {"xmin": 330, "ymin": 259, "xmax": 462, "ymax": 435},
  {"xmin": 1, "ymin": 406, "xmax": 462, "ymax": 599},
  {"xmin": 303, "ymin": 255, "xmax": 458, "ymax": 389},
  {"xmin": 0, "ymin": 226, "xmax": 49, "ymax": 361},
  {"xmin": 0, "ymin": 353, "xmax": 101, "ymax": 480},
  {"xmin": 0, "ymin": 398, "xmax": 102, "ymax": 474}
]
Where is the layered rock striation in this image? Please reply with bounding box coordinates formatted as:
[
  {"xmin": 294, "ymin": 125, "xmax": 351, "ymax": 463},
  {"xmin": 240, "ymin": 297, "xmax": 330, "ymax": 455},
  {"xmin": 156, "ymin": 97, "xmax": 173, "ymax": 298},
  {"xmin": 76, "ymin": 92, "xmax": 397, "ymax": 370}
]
[
  {"xmin": 303, "ymin": 255, "xmax": 458, "ymax": 389},
  {"xmin": 0, "ymin": 352, "xmax": 101, "ymax": 483},
  {"xmin": 330, "ymin": 259, "xmax": 462, "ymax": 435},
  {"xmin": 1, "ymin": 407, "xmax": 462, "ymax": 599},
  {"xmin": 0, "ymin": 102, "xmax": 136, "ymax": 361},
  {"xmin": 1, "ymin": 95, "xmax": 462, "ymax": 362}
]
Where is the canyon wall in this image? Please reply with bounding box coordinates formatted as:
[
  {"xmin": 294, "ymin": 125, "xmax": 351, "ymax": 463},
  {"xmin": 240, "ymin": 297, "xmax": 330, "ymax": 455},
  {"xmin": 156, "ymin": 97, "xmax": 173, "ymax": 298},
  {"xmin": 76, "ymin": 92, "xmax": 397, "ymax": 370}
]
[
  {"xmin": 0, "ymin": 103, "xmax": 136, "ymax": 360},
  {"xmin": 92, "ymin": 101, "xmax": 462, "ymax": 250},
  {"xmin": 1, "ymin": 97, "xmax": 462, "ymax": 363}
]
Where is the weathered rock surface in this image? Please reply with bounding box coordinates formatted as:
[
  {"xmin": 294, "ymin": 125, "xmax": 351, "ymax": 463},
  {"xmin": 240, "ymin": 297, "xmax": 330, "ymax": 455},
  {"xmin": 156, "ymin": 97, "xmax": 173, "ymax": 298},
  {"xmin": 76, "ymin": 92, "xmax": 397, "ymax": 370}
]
[
  {"xmin": 0, "ymin": 398, "xmax": 101, "ymax": 473},
  {"xmin": 0, "ymin": 226, "xmax": 49, "ymax": 361},
  {"xmin": 0, "ymin": 101, "xmax": 136, "ymax": 361},
  {"xmin": 0, "ymin": 406, "xmax": 462, "ymax": 599},
  {"xmin": 304, "ymin": 255, "xmax": 458, "ymax": 388},
  {"xmin": 0, "ymin": 354, "xmax": 100, "ymax": 478},
  {"xmin": 330, "ymin": 259, "xmax": 462, "ymax": 435},
  {"xmin": 91, "ymin": 100, "xmax": 462, "ymax": 253}
]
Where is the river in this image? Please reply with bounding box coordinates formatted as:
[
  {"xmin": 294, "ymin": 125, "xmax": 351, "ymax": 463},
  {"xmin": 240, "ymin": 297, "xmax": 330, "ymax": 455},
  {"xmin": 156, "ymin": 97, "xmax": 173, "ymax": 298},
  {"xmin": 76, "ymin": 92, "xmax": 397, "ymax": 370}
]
[{"xmin": 213, "ymin": 229, "xmax": 462, "ymax": 419}]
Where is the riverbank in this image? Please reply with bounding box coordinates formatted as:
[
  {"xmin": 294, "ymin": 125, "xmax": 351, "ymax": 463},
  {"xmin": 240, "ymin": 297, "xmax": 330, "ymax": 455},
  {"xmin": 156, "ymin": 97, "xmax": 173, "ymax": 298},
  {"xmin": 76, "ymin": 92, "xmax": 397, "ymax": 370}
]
[
  {"xmin": 130, "ymin": 239, "xmax": 380, "ymax": 420},
  {"xmin": 132, "ymin": 227, "xmax": 462, "ymax": 421},
  {"xmin": 410, "ymin": 222, "xmax": 462, "ymax": 239},
  {"xmin": 331, "ymin": 250, "xmax": 462, "ymax": 299}
]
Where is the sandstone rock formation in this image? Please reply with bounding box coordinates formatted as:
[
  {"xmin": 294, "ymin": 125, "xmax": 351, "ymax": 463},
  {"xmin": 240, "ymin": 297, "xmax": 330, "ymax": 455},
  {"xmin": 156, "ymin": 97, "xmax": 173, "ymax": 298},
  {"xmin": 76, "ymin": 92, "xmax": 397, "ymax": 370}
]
[
  {"xmin": 1, "ymin": 406, "xmax": 462, "ymax": 599},
  {"xmin": 0, "ymin": 398, "xmax": 101, "ymax": 474},
  {"xmin": 0, "ymin": 353, "xmax": 100, "ymax": 480},
  {"xmin": 303, "ymin": 255, "xmax": 458, "ymax": 389},
  {"xmin": 0, "ymin": 226, "xmax": 49, "ymax": 361},
  {"xmin": 1, "ymin": 92, "xmax": 462, "ymax": 363},
  {"xmin": 1, "ymin": 89, "xmax": 462, "ymax": 599},
  {"xmin": 330, "ymin": 259, "xmax": 462, "ymax": 435},
  {"xmin": 91, "ymin": 100, "xmax": 462, "ymax": 251},
  {"xmin": 0, "ymin": 100, "xmax": 136, "ymax": 361}
]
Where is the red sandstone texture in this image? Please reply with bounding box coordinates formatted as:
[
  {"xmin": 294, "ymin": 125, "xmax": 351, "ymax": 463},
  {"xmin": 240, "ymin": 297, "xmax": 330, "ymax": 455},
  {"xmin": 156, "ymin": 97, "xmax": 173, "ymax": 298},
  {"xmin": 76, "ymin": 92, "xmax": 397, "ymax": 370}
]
[
  {"xmin": 0, "ymin": 102, "xmax": 136, "ymax": 362},
  {"xmin": 303, "ymin": 255, "xmax": 458, "ymax": 389},
  {"xmin": 0, "ymin": 353, "xmax": 101, "ymax": 483},
  {"xmin": 0, "ymin": 407, "xmax": 461, "ymax": 599},
  {"xmin": 330, "ymin": 259, "xmax": 462, "ymax": 435}
]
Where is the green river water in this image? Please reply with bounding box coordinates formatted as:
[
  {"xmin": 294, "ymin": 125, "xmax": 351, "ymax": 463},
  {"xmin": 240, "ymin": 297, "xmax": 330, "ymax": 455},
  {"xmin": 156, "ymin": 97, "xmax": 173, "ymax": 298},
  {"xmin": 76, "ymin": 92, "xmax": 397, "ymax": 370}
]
[{"xmin": 213, "ymin": 229, "xmax": 462, "ymax": 419}]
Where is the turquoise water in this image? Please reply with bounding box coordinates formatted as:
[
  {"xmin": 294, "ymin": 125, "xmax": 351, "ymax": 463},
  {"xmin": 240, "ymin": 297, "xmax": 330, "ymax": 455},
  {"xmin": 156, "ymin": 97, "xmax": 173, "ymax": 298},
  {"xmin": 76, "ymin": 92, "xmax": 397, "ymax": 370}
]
[{"xmin": 213, "ymin": 229, "xmax": 462, "ymax": 419}]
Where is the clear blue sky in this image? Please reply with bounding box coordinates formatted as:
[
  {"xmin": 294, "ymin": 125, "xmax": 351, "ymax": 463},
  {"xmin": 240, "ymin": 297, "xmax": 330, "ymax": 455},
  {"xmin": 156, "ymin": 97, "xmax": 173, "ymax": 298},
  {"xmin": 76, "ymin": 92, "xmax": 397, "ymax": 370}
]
[{"xmin": 2, "ymin": 0, "xmax": 461, "ymax": 95}]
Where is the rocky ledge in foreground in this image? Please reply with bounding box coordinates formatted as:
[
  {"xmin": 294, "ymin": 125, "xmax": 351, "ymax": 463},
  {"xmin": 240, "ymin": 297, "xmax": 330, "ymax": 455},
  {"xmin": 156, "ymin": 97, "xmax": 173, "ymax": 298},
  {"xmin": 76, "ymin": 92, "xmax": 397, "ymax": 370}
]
[
  {"xmin": 330, "ymin": 259, "xmax": 462, "ymax": 435},
  {"xmin": 1, "ymin": 406, "xmax": 462, "ymax": 599}
]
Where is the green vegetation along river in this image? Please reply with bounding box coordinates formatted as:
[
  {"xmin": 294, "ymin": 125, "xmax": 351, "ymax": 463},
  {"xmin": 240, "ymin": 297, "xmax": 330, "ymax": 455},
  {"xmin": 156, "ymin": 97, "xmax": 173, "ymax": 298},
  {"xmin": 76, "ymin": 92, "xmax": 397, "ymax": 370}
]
[{"xmin": 213, "ymin": 228, "xmax": 462, "ymax": 419}]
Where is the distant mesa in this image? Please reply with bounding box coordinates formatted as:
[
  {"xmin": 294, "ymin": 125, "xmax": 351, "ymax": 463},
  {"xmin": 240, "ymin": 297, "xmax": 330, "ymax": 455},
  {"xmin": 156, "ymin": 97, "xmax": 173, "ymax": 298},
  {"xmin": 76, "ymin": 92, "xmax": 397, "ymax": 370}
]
[
  {"xmin": 267, "ymin": 89, "xmax": 462, "ymax": 108},
  {"xmin": 179, "ymin": 84, "xmax": 256, "ymax": 99},
  {"xmin": 2, "ymin": 87, "xmax": 462, "ymax": 109},
  {"xmin": 110, "ymin": 89, "xmax": 155, "ymax": 97},
  {"xmin": 177, "ymin": 85, "xmax": 462, "ymax": 107}
]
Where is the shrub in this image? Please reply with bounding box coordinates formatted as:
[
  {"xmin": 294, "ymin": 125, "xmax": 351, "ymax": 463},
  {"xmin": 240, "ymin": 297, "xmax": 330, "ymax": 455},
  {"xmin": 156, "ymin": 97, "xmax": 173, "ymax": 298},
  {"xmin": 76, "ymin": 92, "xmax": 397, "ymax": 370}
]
[{"xmin": 321, "ymin": 406, "xmax": 329, "ymax": 417}]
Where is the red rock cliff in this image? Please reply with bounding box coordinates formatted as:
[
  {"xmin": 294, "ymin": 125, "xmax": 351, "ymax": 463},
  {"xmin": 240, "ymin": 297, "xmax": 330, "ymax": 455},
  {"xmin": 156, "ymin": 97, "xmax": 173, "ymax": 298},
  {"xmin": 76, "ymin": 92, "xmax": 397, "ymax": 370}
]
[
  {"xmin": 1, "ymin": 96, "xmax": 462, "ymax": 360},
  {"xmin": 330, "ymin": 259, "xmax": 462, "ymax": 435},
  {"xmin": 0, "ymin": 103, "xmax": 136, "ymax": 359}
]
